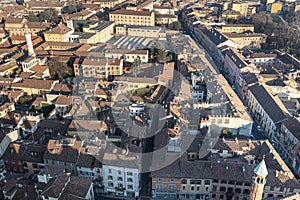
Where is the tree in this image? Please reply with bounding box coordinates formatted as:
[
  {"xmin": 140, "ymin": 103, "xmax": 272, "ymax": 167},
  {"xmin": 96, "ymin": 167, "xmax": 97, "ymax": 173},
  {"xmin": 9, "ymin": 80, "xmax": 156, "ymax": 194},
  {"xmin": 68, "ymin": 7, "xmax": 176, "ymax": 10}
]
[
  {"xmin": 131, "ymin": 57, "xmax": 142, "ymax": 77},
  {"xmin": 168, "ymin": 21, "xmax": 182, "ymax": 31},
  {"xmin": 26, "ymin": 13, "xmax": 39, "ymax": 22},
  {"xmin": 47, "ymin": 57, "xmax": 73, "ymax": 81},
  {"xmin": 26, "ymin": 9, "xmax": 58, "ymax": 23},
  {"xmin": 62, "ymin": 5, "xmax": 77, "ymax": 14},
  {"xmin": 17, "ymin": 95, "xmax": 32, "ymax": 105},
  {"xmin": 157, "ymin": 48, "xmax": 168, "ymax": 63},
  {"xmin": 38, "ymin": 9, "xmax": 58, "ymax": 23}
]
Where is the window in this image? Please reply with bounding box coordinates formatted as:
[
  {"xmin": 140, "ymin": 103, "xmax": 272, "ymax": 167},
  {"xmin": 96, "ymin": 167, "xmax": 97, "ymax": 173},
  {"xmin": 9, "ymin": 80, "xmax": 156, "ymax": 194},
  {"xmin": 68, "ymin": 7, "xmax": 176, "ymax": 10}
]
[
  {"xmin": 228, "ymin": 180, "xmax": 234, "ymax": 185},
  {"xmin": 168, "ymin": 184, "xmax": 176, "ymax": 190},
  {"xmin": 128, "ymin": 185, "xmax": 133, "ymax": 190},
  {"xmin": 108, "ymin": 182, "xmax": 114, "ymax": 187},
  {"xmin": 191, "ymin": 186, "xmax": 194, "ymax": 191},
  {"xmin": 244, "ymin": 182, "xmax": 251, "ymax": 186},
  {"xmin": 108, "ymin": 176, "xmax": 113, "ymax": 180},
  {"xmin": 156, "ymin": 184, "xmax": 164, "ymax": 190},
  {"xmin": 182, "ymin": 186, "xmax": 186, "ymax": 190},
  {"xmin": 157, "ymin": 178, "xmax": 162, "ymax": 182},
  {"xmin": 108, "ymin": 169, "xmax": 112, "ymax": 173},
  {"xmin": 117, "ymin": 177, "xmax": 123, "ymax": 181},
  {"xmin": 243, "ymin": 189, "xmax": 250, "ymax": 194},
  {"xmin": 169, "ymin": 178, "xmax": 174, "ymax": 182},
  {"xmin": 181, "ymin": 179, "xmax": 187, "ymax": 184},
  {"xmin": 196, "ymin": 180, "xmax": 201, "ymax": 185},
  {"xmin": 220, "ymin": 195, "xmax": 224, "ymax": 199},
  {"xmin": 236, "ymin": 181, "xmax": 243, "ymax": 185},
  {"xmin": 213, "ymin": 179, "xmax": 218, "ymax": 183},
  {"xmin": 190, "ymin": 180, "xmax": 195, "ymax": 184},
  {"xmin": 204, "ymin": 180, "xmax": 210, "ymax": 185},
  {"xmin": 279, "ymin": 186, "xmax": 284, "ymax": 192},
  {"xmin": 127, "ymin": 178, "xmax": 133, "ymax": 182},
  {"xmin": 235, "ymin": 188, "xmax": 241, "ymax": 193},
  {"xmin": 221, "ymin": 180, "xmax": 227, "ymax": 184},
  {"xmin": 220, "ymin": 186, "xmax": 226, "ymax": 192},
  {"xmin": 127, "ymin": 171, "xmax": 133, "ymax": 176}
]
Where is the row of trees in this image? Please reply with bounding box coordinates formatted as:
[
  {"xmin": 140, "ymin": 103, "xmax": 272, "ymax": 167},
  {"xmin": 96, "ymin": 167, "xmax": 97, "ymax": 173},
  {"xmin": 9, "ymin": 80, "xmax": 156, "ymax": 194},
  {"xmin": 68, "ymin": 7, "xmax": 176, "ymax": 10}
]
[
  {"xmin": 235, "ymin": 11, "xmax": 300, "ymax": 58},
  {"xmin": 61, "ymin": 3, "xmax": 83, "ymax": 14},
  {"xmin": 26, "ymin": 9, "xmax": 59, "ymax": 23}
]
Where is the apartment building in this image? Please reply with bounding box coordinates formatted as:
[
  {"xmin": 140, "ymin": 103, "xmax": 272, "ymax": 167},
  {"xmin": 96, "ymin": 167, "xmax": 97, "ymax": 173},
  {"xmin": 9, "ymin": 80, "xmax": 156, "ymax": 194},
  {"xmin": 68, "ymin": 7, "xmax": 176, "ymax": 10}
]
[
  {"xmin": 125, "ymin": 50, "xmax": 149, "ymax": 63},
  {"xmin": 3, "ymin": 143, "xmax": 46, "ymax": 174},
  {"xmin": 223, "ymin": 32, "xmax": 267, "ymax": 49},
  {"xmin": 220, "ymin": 24, "xmax": 254, "ymax": 33},
  {"xmin": 223, "ymin": 48, "xmax": 253, "ymax": 85},
  {"xmin": 73, "ymin": 20, "xmax": 114, "ymax": 43},
  {"xmin": 194, "ymin": 26, "xmax": 237, "ymax": 66},
  {"xmin": 89, "ymin": 0, "xmax": 123, "ymax": 9},
  {"xmin": 43, "ymin": 138, "xmax": 83, "ymax": 175},
  {"xmin": 231, "ymin": 2, "xmax": 257, "ymax": 16},
  {"xmin": 109, "ymin": 9, "xmax": 155, "ymax": 26},
  {"xmin": 81, "ymin": 57, "xmax": 124, "ymax": 79},
  {"xmin": 244, "ymin": 52, "xmax": 277, "ymax": 66},
  {"xmin": 277, "ymin": 117, "xmax": 300, "ymax": 175},
  {"xmin": 155, "ymin": 14, "xmax": 178, "ymax": 25},
  {"xmin": 5, "ymin": 19, "xmax": 51, "ymax": 36},
  {"xmin": 152, "ymin": 139, "xmax": 300, "ymax": 200},
  {"xmin": 11, "ymin": 79, "xmax": 57, "ymax": 95},
  {"xmin": 102, "ymin": 147, "xmax": 140, "ymax": 198},
  {"xmin": 277, "ymin": 53, "xmax": 300, "ymax": 82},
  {"xmin": 247, "ymin": 84, "xmax": 287, "ymax": 140},
  {"xmin": 43, "ymin": 23, "xmax": 74, "ymax": 42}
]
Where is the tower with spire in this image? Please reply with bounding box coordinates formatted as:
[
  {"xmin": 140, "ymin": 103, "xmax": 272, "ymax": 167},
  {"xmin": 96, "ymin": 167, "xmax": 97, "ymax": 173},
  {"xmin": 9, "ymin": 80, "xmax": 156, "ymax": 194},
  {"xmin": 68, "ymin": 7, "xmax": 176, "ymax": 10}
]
[
  {"xmin": 250, "ymin": 158, "xmax": 268, "ymax": 200},
  {"xmin": 24, "ymin": 23, "xmax": 35, "ymax": 57}
]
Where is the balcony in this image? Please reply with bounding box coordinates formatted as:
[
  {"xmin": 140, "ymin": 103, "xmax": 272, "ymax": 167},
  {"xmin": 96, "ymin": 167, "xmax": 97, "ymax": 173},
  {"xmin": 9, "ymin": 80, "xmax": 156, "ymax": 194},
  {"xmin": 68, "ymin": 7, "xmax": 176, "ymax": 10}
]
[{"xmin": 155, "ymin": 189, "xmax": 178, "ymax": 193}]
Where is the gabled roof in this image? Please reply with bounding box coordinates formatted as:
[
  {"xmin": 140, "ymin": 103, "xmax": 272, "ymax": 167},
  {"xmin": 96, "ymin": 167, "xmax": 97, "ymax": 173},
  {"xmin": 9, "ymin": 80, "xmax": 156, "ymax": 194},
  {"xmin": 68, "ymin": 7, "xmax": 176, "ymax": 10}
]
[
  {"xmin": 198, "ymin": 26, "xmax": 228, "ymax": 46},
  {"xmin": 248, "ymin": 84, "xmax": 287, "ymax": 123},
  {"xmin": 254, "ymin": 159, "xmax": 268, "ymax": 177}
]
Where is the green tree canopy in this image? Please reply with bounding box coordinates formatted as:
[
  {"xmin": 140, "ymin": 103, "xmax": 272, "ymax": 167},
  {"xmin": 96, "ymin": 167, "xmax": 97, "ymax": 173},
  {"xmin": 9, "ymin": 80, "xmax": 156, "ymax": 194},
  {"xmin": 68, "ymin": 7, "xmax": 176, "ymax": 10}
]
[
  {"xmin": 131, "ymin": 56, "xmax": 142, "ymax": 77},
  {"xmin": 26, "ymin": 9, "xmax": 58, "ymax": 23}
]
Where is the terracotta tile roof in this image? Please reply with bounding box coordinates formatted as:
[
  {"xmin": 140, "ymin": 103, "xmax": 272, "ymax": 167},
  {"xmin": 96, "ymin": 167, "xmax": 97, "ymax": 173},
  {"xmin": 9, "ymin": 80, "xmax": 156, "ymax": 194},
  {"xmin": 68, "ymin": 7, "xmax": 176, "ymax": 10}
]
[
  {"xmin": 4, "ymin": 17, "xmax": 25, "ymax": 24},
  {"xmin": 12, "ymin": 184, "xmax": 37, "ymax": 200},
  {"xmin": 58, "ymin": 176, "xmax": 93, "ymax": 200},
  {"xmin": 76, "ymin": 153, "xmax": 96, "ymax": 168},
  {"xmin": 126, "ymin": 49, "xmax": 148, "ymax": 55},
  {"xmin": 21, "ymin": 120, "xmax": 36, "ymax": 130},
  {"xmin": 52, "ymin": 83, "xmax": 73, "ymax": 93},
  {"xmin": 55, "ymin": 95, "xmax": 73, "ymax": 105},
  {"xmin": 3, "ymin": 143, "xmax": 25, "ymax": 162},
  {"xmin": 67, "ymin": 119, "xmax": 108, "ymax": 132},
  {"xmin": 282, "ymin": 117, "xmax": 300, "ymax": 140},
  {"xmin": 41, "ymin": 174, "xmax": 70, "ymax": 198},
  {"xmin": 21, "ymin": 144, "xmax": 46, "ymax": 164},
  {"xmin": 43, "ymin": 139, "xmax": 82, "ymax": 163},
  {"xmin": 111, "ymin": 9, "xmax": 153, "ymax": 16},
  {"xmin": 12, "ymin": 79, "xmax": 55, "ymax": 91},
  {"xmin": 45, "ymin": 23, "xmax": 72, "ymax": 35}
]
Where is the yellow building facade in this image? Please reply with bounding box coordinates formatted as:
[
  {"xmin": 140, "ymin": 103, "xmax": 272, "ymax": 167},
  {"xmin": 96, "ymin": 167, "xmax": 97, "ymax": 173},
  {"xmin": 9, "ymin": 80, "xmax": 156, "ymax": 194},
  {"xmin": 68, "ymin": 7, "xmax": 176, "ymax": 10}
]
[{"xmin": 109, "ymin": 9, "xmax": 155, "ymax": 26}]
